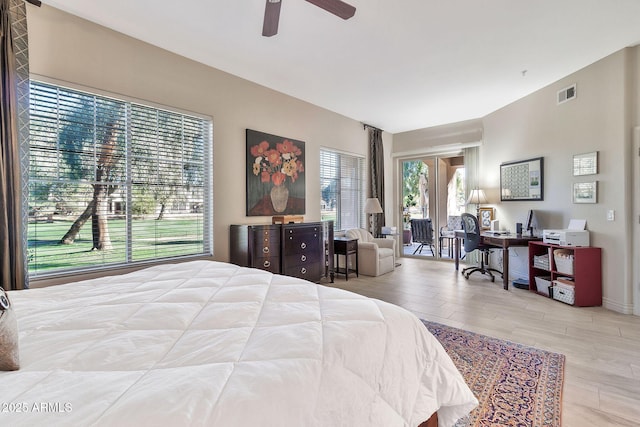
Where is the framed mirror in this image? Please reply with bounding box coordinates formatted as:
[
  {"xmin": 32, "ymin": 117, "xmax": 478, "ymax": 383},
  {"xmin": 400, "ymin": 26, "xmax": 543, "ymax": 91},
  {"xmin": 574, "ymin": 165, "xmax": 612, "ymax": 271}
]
[{"xmin": 500, "ymin": 157, "xmax": 544, "ymax": 201}]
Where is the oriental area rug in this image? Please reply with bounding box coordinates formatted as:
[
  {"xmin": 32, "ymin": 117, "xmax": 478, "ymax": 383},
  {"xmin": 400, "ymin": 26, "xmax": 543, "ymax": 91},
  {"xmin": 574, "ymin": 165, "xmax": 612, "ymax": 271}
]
[{"xmin": 422, "ymin": 320, "xmax": 565, "ymax": 427}]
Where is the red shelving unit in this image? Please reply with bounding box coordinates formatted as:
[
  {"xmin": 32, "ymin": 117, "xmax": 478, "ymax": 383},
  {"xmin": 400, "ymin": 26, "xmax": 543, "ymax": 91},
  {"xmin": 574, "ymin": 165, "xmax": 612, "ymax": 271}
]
[{"xmin": 528, "ymin": 241, "xmax": 602, "ymax": 307}]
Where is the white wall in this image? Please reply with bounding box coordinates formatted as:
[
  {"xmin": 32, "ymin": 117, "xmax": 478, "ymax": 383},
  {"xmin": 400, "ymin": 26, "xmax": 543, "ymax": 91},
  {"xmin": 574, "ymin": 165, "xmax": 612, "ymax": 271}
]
[{"xmin": 27, "ymin": 5, "xmax": 394, "ymax": 283}]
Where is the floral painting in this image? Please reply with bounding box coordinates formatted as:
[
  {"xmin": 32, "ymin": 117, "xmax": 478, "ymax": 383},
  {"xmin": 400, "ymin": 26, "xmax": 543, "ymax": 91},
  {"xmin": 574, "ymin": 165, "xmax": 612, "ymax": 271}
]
[{"xmin": 246, "ymin": 129, "xmax": 305, "ymax": 216}]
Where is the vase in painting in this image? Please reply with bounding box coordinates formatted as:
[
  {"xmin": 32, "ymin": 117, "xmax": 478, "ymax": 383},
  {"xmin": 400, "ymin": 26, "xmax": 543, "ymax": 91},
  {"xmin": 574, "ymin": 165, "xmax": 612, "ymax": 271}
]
[{"xmin": 270, "ymin": 185, "xmax": 289, "ymax": 213}]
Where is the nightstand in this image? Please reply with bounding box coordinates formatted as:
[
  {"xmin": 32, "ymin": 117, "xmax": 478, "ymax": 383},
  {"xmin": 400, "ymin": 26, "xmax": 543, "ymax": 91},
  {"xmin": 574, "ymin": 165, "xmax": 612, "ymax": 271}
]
[{"xmin": 333, "ymin": 237, "xmax": 358, "ymax": 280}]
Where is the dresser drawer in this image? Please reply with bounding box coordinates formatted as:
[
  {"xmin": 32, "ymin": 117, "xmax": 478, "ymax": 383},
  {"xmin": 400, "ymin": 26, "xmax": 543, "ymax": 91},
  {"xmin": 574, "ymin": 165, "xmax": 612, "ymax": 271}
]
[
  {"xmin": 283, "ymin": 252, "xmax": 321, "ymax": 268},
  {"xmin": 251, "ymin": 227, "xmax": 280, "ymax": 253},
  {"xmin": 282, "ymin": 228, "xmax": 321, "ymax": 255},
  {"xmin": 251, "ymin": 256, "xmax": 280, "ymax": 274},
  {"xmin": 283, "ymin": 262, "xmax": 323, "ymax": 281}
]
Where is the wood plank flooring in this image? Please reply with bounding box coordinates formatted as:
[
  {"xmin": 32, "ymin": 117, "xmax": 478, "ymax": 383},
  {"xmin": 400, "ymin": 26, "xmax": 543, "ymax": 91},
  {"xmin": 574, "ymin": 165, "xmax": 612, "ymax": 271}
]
[{"xmin": 328, "ymin": 257, "xmax": 640, "ymax": 427}]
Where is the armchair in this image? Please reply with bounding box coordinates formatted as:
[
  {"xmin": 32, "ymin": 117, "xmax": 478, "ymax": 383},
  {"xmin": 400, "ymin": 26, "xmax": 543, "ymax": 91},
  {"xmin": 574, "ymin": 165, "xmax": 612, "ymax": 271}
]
[
  {"xmin": 410, "ymin": 218, "xmax": 435, "ymax": 255},
  {"xmin": 345, "ymin": 228, "xmax": 395, "ymax": 277},
  {"xmin": 439, "ymin": 215, "xmax": 462, "ymax": 258}
]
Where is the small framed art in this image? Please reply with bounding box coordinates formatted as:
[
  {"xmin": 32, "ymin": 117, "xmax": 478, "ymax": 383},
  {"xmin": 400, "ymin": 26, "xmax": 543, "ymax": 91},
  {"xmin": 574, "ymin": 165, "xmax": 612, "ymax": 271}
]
[
  {"xmin": 478, "ymin": 207, "xmax": 494, "ymax": 229},
  {"xmin": 573, "ymin": 181, "xmax": 597, "ymax": 204},
  {"xmin": 573, "ymin": 151, "xmax": 598, "ymax": 176}
]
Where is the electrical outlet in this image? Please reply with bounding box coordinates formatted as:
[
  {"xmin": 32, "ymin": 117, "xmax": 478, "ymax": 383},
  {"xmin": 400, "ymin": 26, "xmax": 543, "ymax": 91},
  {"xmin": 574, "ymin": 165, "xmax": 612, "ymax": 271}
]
[{"xmin": 607, "ymin": 210, "xmax": 615, "ymax": 221}]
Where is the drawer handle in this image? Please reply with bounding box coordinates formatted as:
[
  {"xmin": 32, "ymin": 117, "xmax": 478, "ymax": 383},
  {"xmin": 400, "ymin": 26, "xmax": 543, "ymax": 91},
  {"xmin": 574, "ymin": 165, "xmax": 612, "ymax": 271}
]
[
  {"xmin": 301, "ymin": 268, "xmax": 307, "ymax": 274},
  {"xmin": 301, "ymin": 255, "xmax": 307, "ymax": 262},
  {"xmin": 263, "ymin": 260, "xmax": 271, "ymax": 268},
  {"xmin": 300, "ymin": 242, "xmax": 307, "ymax": 249},
  {"xmin": 263, "ymin": 247, "xmax": 270, "ymax": 254}
]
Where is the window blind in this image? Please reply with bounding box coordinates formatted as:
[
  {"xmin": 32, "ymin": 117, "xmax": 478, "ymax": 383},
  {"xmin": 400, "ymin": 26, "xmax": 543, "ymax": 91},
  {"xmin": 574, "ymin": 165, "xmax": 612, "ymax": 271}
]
[
  {"xmin": 28, "ymin": 81, "xmax": 212, "ymax": 276},
  {"xmin": 320, "ymin": 149, "xmax": 365, "ymax": 230}
]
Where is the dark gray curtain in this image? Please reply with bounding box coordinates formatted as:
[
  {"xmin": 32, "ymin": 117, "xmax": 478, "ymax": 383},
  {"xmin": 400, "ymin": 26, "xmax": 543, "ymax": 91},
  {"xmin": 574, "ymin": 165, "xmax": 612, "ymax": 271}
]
[
  {"xmin": 0, "ymin": 0, "xmax": 28, "ymax": 291},
  {"xmin": 368, "ymin": 127, "xmax": 385, "ymax": 236}
]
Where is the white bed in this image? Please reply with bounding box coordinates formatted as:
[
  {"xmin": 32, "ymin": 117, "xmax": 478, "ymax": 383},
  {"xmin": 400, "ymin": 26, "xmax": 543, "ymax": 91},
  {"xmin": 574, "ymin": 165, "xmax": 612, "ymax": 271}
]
[{"xmin": 1, "ymin": 260, "xmax": 476, "ymax": 426}]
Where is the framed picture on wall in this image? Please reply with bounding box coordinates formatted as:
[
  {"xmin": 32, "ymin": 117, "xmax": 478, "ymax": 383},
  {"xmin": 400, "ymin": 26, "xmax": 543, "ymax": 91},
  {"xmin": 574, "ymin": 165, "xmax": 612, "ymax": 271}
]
[
  {"xmin": 500, "ymin": 157, "xmax": 544, "ymax": 201},
  {"xmin": 246, "ymin": 129, "xmax": 306, "ymax": 216},
  {"xmin": 573, "ymin": 151, "xmax": 598, "ymax": 176},
  {"xmin": 478, "ymin": 207, "xmax": 494, "ymax": 230},
  {"xmin": 573, "ymin": 181, "xmax": 597, "ymax": 204}
]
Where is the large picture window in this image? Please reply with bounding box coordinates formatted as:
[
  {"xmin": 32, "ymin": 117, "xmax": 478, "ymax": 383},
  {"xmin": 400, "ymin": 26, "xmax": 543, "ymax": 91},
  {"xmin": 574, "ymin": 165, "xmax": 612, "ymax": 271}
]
[
  {"xmin": 28, "ymin": 81, "xmax": 212, "ymax": 276},
  {"xmin": 320, "ymin": 149, "xmax": 365, "ymax": 231}
]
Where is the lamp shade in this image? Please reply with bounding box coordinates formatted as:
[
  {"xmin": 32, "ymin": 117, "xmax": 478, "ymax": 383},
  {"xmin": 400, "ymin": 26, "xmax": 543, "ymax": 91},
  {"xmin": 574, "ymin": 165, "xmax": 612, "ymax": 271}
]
[
  {"xmin": 466, "ymin": 189, "xmax": 488, "ymax": 205},
  {"xmin": 364, "ymin": 197, "xmax": 383, "ymax": 214}
]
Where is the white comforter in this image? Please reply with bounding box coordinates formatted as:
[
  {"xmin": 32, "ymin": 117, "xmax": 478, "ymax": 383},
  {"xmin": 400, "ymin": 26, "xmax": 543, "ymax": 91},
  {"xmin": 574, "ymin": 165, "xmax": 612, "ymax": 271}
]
[{"xmin": 2, "ymin": 260, "xmax": 476, "ymax": 426}]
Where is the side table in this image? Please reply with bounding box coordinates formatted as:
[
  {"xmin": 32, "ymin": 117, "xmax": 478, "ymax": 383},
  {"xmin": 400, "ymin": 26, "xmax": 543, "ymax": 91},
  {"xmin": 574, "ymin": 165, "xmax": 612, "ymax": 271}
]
[{"xmin": 333, "ymin": 237, "xmax": 358, "ymax": 280}]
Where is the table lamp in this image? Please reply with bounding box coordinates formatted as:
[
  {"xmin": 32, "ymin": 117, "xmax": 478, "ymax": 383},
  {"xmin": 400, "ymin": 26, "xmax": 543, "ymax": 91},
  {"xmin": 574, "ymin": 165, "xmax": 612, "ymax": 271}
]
[{"xmin": 466, "ymin": 189, "xmax": 488, "ymax": 218}]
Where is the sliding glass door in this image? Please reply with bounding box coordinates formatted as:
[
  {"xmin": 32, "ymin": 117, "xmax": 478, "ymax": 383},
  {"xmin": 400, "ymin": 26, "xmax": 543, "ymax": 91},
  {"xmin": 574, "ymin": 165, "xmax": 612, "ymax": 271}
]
[{"xmin": 400, "ymin": 155, "xmax": 465, "ymax": 259}]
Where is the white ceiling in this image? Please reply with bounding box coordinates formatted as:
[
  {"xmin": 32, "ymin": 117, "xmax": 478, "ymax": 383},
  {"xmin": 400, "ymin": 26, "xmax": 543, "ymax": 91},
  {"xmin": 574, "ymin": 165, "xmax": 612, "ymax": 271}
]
[{"xmin": 43, "ymin": 0, "xmax": 640, "ymax": 134}]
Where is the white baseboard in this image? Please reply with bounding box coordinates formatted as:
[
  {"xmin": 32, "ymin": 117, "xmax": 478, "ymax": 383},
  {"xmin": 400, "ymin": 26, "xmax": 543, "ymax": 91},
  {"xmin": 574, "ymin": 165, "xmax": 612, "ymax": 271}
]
[{"xmin": 602, "ymin": 297, "xmax": 634, "ymax": 315}]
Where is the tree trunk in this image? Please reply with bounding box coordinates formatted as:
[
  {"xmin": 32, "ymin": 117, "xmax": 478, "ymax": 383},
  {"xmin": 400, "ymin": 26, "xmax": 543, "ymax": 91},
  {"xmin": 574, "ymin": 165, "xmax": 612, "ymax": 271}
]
[
  {"xmin": 156, "ymin": 203, "xmax": 166, "ymax": 221},
  {"xmin": 91, "ymin": 181, "xmax": 113, "ymax": 250},
  {"xmin": 59, "ymin": 200, "xmax": 94, "ymax": 245},
  {"xmin": 59, "ymin": 122, "xmax": 119, "ymax": 250}
]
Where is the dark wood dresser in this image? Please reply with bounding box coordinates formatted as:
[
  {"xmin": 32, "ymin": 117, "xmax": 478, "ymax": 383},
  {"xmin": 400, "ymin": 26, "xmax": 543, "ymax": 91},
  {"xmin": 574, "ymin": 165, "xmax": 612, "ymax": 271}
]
[{"xmin": 230, "ymin": 221, "xmax": 334, "ymax": 283}]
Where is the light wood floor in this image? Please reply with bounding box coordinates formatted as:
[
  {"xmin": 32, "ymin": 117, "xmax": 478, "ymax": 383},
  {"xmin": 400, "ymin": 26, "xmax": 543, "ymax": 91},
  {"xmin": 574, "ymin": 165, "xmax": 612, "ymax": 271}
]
[{"xmin": 328, "ymin": 257, "xmax": 640, "ymax": 427}]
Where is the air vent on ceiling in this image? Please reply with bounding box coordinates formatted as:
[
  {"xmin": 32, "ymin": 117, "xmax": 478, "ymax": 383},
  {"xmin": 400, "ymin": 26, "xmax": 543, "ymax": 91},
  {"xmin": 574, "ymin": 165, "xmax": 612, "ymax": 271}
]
[{"xmin": 557, "ymin": 84, "xmax": 577, "ymax": 105}]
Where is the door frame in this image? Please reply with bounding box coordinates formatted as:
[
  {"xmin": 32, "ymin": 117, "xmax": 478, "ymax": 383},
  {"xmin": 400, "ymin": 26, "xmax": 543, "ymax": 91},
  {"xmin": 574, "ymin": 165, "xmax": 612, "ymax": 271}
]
[
  {"xmin": 634, "ymin": 127, "xmax": 640, "ymax": 315},
  {"xmin": 395, "ymin": 151, "xmax": 466, "ymax": 260}
]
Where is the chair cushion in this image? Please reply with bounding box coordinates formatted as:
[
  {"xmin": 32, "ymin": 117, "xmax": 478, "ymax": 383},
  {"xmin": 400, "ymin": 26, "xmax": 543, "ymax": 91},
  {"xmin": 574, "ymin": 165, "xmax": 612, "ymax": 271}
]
[
  {"xmin": 378, "ymin": 248, "xmax": 394, "ymax": 259},
  {"xmin": 346, "ymin": 228, "xmax": 374, "ymax": 242},
  {"xmin": 447, "ymin": 216, "xmax": 462, "ymax": 231}
]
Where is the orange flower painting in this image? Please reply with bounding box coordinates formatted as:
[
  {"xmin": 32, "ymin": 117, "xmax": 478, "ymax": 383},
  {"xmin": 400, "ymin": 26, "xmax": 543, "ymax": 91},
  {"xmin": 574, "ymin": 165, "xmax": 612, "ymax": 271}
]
[{"xmin": 246, "ymin": 129, "xmax": 306, "ymax": 216}]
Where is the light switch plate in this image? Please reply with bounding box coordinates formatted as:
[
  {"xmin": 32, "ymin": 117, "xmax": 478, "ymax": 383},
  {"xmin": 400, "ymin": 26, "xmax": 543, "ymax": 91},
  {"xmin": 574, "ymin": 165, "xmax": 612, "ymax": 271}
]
[{"xmin": 607, "ymin": 210, "xmax": 615, "ymax": 221}]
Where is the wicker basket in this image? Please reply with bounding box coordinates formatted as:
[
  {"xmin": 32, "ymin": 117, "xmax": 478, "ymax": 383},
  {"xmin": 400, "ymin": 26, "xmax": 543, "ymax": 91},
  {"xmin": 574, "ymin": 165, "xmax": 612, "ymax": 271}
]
[
  {"xmin": 534, "ymin": 276, "xmax": 552, "ymax": 297},
  {"xmin": 553, "ymin": 249, "xmax": 574, "ymax": 275},
  {"xmin": 552, "ymin": 281, "xmax": 575, "ymax": 305}
]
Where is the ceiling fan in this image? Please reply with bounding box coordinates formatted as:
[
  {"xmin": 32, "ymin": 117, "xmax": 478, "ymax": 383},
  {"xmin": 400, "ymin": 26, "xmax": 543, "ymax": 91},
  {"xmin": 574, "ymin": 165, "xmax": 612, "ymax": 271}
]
[{"xmin": 262, "ymin": 0, "xmax": 356, "ymax": 37}]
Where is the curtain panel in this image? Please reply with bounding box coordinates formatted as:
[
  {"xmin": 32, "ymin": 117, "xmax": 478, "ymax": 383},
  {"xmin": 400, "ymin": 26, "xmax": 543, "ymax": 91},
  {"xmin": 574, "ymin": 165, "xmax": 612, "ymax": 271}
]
[
  {"xmin": 463, "ymin": 146, "xmax": 480, "ymax": 212},
  {"xmin": 368, "ymin": 127, "xmax": 385, "ymax": 236},
  {"xmin": 0, "ymin": 0, "xmax": 29, "ymax": 291}
]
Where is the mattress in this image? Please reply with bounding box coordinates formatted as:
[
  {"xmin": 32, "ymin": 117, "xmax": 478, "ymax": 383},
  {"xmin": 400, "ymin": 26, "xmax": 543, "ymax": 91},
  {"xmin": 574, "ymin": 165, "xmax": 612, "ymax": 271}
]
[{"xmin": 1, "ymin": 260, "xmax": 476, "ymax": 426}]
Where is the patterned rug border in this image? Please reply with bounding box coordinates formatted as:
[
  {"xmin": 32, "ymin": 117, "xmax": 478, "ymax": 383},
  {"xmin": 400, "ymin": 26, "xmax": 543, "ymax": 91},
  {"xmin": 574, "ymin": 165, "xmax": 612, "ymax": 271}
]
[{"xmin": 422, "ymin": 320, "xmax": 565, "ymax": 427}]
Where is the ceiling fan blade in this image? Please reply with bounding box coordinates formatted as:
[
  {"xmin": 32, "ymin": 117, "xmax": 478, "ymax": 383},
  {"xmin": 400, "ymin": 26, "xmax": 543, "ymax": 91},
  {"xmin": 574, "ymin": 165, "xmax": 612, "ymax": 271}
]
[
  {"xmin": 305, "ymin": 0, "xmax": 356, "ymax": 20},
  {"xmin": 262, "ymin": 0, "xmax": 282, "ymax": 37}
]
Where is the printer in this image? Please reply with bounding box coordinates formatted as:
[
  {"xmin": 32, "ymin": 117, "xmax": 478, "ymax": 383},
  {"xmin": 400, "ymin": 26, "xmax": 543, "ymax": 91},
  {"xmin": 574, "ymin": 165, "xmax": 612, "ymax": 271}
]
[
  {"xmin": 542, "ymin": 218, "xmax": 590, "ymax": 246},
  {"xmin": 542, "ymin": 229, "xmax": 590, "ymax": 246}
]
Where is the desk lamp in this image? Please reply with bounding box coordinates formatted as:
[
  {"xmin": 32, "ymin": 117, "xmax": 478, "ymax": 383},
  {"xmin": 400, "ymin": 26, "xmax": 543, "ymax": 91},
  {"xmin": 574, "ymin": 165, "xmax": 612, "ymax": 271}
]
[
  {"xmin": 364, "ymin": 197, "xmax": 383, "ymax": 236},
  {"xmin": 466, "ymin": 189, "xmax": 488, "ymax": 218}
]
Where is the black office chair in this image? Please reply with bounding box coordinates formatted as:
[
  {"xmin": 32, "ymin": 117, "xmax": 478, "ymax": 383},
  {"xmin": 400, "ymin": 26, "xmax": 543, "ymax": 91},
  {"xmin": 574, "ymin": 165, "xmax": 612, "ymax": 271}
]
[
  {"xmin": 460, "ymin": 213, "xmax": 502, "ymax": 282},
  {"xmin": 410, "ymin": 218, "xmax": 435, "ymax": 255}
]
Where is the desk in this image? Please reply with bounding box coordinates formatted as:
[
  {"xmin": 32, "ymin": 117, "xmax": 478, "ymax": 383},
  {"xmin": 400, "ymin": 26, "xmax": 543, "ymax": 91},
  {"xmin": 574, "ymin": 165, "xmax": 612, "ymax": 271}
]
[
  {"xmin": 454, "ymin": 231, "xmax": 541, "ymax": 290},
  {"xmin": 333, "ymin": 237, "xmax": 359, "ymax": 280}
]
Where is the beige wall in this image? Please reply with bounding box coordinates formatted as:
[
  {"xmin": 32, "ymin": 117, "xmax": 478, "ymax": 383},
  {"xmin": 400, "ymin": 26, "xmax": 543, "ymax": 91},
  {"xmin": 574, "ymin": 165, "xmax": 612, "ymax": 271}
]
[
  {"xmin": 394, "ymin": 48, "xmax": 640, "ymax": 314},
  {"xmin": 483, "ymin": 48, "xmax": 636, "ymax": 314},
  {"xmin": 27, "ymin": 5, "xmax": 394, "ymax": 283}
]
